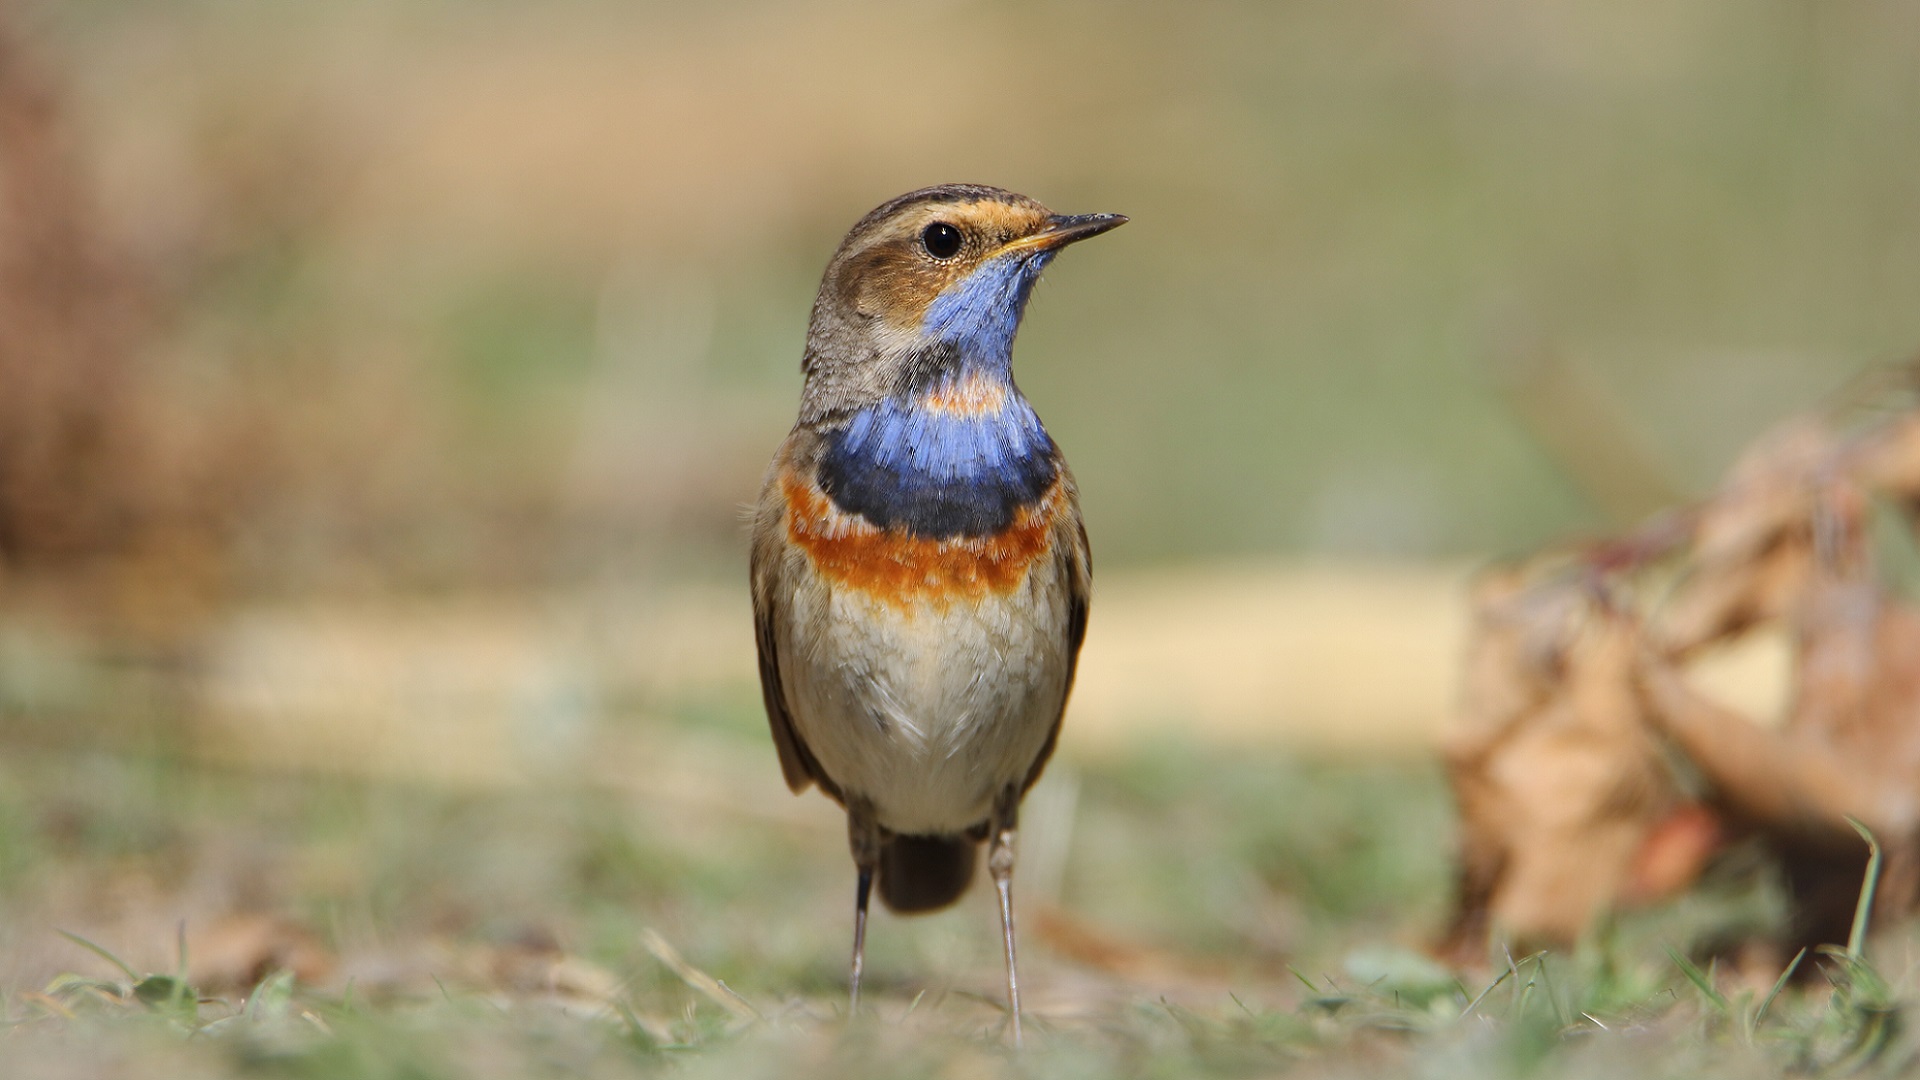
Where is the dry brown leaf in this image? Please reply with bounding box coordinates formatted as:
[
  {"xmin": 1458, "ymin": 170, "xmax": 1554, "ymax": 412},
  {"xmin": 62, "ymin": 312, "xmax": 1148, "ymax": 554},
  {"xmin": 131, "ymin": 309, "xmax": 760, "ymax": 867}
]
[
  {"xmin": 186, "ymin": 913, "xmax": 335, "ymax": 992},
  {"xmin": 1442, "ymin": 576, "xmax": 1705, "ymax": 961},
  {"xmin": 1448, "ymin": 388, "xmax": 1920, "ymax": 964},
  {"xmin": 1658, "ymin": 421, "xmax": 1837, "ymax": 656}
]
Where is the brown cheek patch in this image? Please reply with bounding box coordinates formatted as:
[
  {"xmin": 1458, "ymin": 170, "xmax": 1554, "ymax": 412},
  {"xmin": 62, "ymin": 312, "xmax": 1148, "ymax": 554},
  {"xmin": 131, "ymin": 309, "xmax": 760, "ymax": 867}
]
[
  {"xmin": 781, "ymin": 471, "xmax": 1056, "ymax": 606},
  {"xmin": 851, "ymin": 241, "xmax": 954, "ymax": 330}
]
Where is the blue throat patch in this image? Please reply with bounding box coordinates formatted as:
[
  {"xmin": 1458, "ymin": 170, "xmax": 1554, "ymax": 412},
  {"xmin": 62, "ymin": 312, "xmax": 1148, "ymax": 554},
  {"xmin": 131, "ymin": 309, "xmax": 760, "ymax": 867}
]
[
  {"xmin": 817, "ymin": 254, "xmax": 1059, "ymax": 538},
  {"xmin": 920, "ymin": 250, "xmax": 1052, "ymax": 365}
]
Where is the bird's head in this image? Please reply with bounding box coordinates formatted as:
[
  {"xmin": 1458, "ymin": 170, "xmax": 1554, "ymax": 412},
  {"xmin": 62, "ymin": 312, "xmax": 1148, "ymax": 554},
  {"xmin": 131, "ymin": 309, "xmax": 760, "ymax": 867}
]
[{"xmin": 800, "ymin": 184, "xmax": 1125, "ymax": 418}]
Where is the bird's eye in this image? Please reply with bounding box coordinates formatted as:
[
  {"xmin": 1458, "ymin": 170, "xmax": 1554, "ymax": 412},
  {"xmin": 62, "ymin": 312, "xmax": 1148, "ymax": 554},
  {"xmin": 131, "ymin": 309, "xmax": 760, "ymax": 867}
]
[{"xmin": 921, "ymin": 222, "xmax": 963, "ymax": 259}]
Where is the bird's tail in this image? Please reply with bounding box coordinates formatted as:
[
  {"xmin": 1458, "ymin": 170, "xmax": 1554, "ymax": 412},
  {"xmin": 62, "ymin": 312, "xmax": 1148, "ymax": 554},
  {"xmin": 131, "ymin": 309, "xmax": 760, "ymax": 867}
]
[{"xmin": 877, "ymin": 832, "xmax": 978, "ymax": 913}]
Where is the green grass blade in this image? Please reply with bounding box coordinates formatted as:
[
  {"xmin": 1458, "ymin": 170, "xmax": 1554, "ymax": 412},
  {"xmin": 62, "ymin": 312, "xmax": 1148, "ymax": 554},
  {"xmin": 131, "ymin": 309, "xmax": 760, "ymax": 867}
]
[
  {"xmin": 1845, "ymin": 818, "xmax": 1883, "ymax": 960},
  {"xmin": 55, "ymin": 930, "xmax": 139, "ymax": 983},
  {"xmin": 1749, "ymin": 947, "xmax": 1805, "ymax": 1035},
  {"xmin": 172, "ymin": 920, "xmax": 192, "ymax": 1016},
  {"xmin": 1536, "ymin": 952, "xmax": 1567, "ymax": 1026},
  {"xmin": 1665, "ymin": 946, "xmax": 1730, "ymax": 1015},
  {"xmin": 1458, "ymin": 966, "xmax": 1513, "ymax": 1020}
]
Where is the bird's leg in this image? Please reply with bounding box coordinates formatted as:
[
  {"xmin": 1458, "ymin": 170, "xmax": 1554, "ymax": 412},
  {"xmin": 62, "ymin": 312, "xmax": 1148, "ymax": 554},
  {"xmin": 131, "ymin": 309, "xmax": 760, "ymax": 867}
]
[
  {"xmin": 847, "ymin": 797, "xmax": 881, "ymax": 1020},
  {"xmin": 988, "ymin": 783, "xmax": 1024, "ymax": 1047}
]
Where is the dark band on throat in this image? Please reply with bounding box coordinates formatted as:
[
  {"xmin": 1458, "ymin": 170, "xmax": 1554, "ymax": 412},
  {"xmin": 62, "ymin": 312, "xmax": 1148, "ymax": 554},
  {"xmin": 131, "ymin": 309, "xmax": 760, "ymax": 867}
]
[{"xmin": 816, "ymin": 394, "xmax": 1058, "ymax": 538}]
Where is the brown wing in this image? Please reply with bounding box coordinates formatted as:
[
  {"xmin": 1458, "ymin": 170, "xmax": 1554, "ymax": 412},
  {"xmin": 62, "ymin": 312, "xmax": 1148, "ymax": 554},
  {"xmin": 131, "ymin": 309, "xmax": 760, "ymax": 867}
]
[
  {"xmin": 1021, "ymin": 502, "xmax": 1092, "ymax": 795},
  {"xmin": 750, "ymin": 472, "xmax": 844, "ymax": 802}
]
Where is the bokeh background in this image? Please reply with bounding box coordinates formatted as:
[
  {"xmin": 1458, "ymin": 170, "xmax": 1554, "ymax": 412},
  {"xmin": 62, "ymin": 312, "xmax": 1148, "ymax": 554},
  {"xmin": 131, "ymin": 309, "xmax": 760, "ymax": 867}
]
[{"xmin": 3, "ymin": 0, "xmax": 1920, "ymax": 1071}]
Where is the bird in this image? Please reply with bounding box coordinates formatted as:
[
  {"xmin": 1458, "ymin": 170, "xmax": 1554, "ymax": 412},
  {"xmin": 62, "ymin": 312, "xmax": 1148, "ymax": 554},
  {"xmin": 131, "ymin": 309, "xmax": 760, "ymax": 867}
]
[{"xmin": 750, "ymin": 184, "xmax": 1124, "ymax": 1043}]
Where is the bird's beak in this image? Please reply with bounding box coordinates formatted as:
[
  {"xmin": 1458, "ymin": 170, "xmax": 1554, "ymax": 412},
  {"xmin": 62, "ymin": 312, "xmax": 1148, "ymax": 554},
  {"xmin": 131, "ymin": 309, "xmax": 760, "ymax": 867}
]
[{"xmin": 998, "ymin": 212, "xmax": 1129, "ymax": 256}]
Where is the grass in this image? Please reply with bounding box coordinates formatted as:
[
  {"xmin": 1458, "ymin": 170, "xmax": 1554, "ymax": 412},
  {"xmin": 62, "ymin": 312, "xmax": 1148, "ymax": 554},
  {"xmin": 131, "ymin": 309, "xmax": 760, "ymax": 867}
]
[
  {"xmin": 0, "ymin": 720, "xmax": 1916, "ymax": 1078},
  {"xmin": 12, "ymin": 945, "xmax": 1907, "ymax": 1079}
]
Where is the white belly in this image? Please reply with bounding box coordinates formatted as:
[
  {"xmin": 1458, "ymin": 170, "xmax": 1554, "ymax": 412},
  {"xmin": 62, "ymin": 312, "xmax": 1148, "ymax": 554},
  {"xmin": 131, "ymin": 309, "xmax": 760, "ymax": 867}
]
[{"xmin": 775, "ymin": 561, "xmax": 1072, "ymax": 835}]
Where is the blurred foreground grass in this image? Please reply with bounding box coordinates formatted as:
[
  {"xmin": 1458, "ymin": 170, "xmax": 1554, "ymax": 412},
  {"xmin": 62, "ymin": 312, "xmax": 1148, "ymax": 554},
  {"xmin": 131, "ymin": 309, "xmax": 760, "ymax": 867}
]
[{"xmin": 0, "ymin": 724, "xmax": 1912, "ymax": 1079}]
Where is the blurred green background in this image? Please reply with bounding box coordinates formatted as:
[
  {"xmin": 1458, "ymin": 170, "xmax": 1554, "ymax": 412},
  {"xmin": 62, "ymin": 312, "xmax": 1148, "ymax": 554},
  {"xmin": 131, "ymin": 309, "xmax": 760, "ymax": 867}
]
[
  {"xmin": 3, "ymin": 1, "xmax": 1919, "ymax": 1073},
  {"xmin": 18, "ymin": 0, "xmax": 1920, "ymax": 588}
]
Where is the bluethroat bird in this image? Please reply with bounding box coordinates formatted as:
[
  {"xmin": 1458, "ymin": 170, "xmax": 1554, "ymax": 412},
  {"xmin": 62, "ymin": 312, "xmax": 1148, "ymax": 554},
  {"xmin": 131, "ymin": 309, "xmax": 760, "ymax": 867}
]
[{"xmin": 751, "ymin": 184, "xmax": 1124, "ymax": 1042}]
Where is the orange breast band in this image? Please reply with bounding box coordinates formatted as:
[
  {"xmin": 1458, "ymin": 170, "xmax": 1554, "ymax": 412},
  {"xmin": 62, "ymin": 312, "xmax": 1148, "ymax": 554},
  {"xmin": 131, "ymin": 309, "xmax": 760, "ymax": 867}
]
[{"xmin": 781, "ymin": 471, "xmax": 1056, "ymax": 606}]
